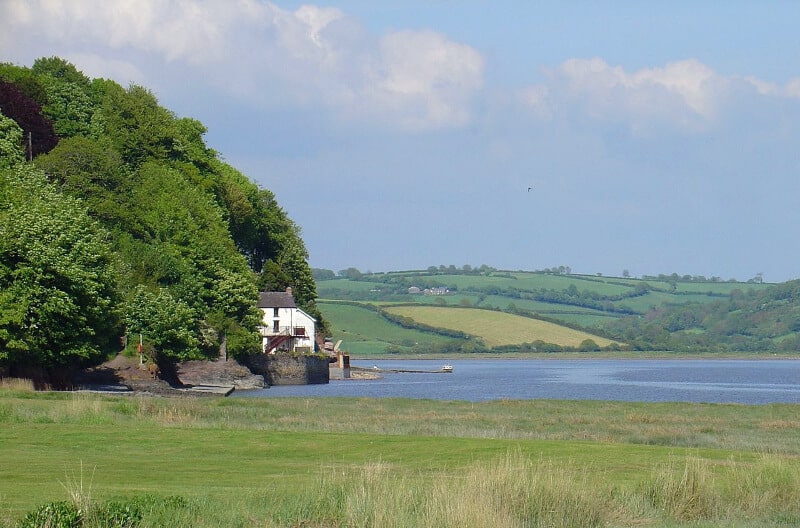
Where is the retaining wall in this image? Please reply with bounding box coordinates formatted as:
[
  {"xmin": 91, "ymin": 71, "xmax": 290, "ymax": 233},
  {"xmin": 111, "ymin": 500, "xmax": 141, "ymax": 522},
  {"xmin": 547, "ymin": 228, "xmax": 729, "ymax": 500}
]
[{"xmin": 243, "ymin": 353, "xmax": 329, "ymax": 385}]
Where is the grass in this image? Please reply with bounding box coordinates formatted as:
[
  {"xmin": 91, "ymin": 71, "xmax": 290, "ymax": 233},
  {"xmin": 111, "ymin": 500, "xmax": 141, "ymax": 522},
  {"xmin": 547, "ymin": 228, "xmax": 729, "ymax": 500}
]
[
  {"xmin": 1, "ymin": 387, "xmax": 800, "ymax": 526},
  {"xmin": 383, "ymin": 305, "xmax": 618, "ymax": 347},
  {"xmin": 316, "ymin": 272, "xmax": 776, "ymax": 355},
  {"xmin": 319, "ymin": 301, "xmax": 453, "ymax": 351}
]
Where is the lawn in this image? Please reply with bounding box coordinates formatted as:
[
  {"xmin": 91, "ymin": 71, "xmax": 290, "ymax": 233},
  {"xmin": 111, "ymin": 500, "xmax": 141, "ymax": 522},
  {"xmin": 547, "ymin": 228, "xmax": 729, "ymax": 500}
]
[{"xmin": 2, "ymin": 385, "xmax": 799, "ymax": 526}]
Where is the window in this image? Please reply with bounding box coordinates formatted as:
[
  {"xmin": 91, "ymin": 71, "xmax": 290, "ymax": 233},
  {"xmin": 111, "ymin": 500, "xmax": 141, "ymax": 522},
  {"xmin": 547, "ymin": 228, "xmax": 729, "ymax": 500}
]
[
  {"xmin": 273, "ymin": 308, "xmax": 279, "ymax": 317},
  {"xmin": 273, "ymin": 321, "xmax": 279, "ymax": 333}
]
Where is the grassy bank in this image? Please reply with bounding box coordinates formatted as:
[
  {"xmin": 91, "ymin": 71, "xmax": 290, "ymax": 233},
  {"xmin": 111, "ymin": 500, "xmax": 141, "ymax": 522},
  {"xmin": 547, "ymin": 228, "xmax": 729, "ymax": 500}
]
[{"xmin": 1, "ymin": 383, "xmax": 799, "ymax": 526}]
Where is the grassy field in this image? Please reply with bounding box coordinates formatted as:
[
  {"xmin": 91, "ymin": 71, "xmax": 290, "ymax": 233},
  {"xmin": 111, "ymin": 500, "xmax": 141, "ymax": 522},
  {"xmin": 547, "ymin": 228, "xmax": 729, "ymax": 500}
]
[
  {"xmin": 383, "ymin": 305, "xmax": 618, "ymax": 347},
  {"xmin": 319, "ymin": 301, "xmax": 453, "ymax": 353},
  {"xmin": 2, "ymin": 381, "xmax": 799, "ymax": 527},
  {"xmin": 316, "ymin": 270, "xmax": 774, "ymax": 356}
]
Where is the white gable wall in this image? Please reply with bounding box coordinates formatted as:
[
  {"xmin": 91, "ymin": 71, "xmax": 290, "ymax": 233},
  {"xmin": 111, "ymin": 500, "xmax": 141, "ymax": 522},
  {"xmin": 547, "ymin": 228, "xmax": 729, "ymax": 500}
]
[{"xmin": 259, "ymin": 306, "xmax": 316, "ymax": 353}]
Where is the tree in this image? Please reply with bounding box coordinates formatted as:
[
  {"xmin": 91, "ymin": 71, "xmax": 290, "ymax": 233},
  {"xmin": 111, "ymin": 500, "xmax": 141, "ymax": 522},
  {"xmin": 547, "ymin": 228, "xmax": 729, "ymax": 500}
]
[
  {"xmin": 123, "ymin": 286, "xmax": 200, "ymax": 362},
  {"xmin": 0, "ymin": 110, "xmax": 24, "ymax": 169},
  {"xmin": 0, "ymin": 79, "xmax": 58, "ymax": 157},
  {"xmin": 34, "ymin": 136, "xmax": 128, "ymax": 225},
  {"xmin": 0, "ymin": 165, "xmax": 120, "ymax": 371},
  {"xmin": 118, "ymin": 161, "xmax": 260, "ymax": 354},
  {"xmin": 578, "ymin": 339, "xmax": 600, "ymax": 352},
  {"xmin": 338, "ymin": 267, "xmax": 363, "ymax": 280},
  {"xmin": 40, "ymin": 79, "xmax": 94, "ymax": 137},
  {"xmin": 95, "ymin": 82, "xmax": 178, "ymax": 167},
  {"xmin": 0, "ymin": 62, "xmax": 49, "ymax": 106},
  {"xmin": 311, "ymin": 268, "xmax": 336, "ymax": 281},
  {"xmin": 1, "ymin": 55, "xmax": 323, "ymax": 369},
  {"xmin": 31, "ymin": 57, "xmax": 92, "ymax": 87},
  {"xmin": 31, "ymin": 57, "xmax": 95, "ymax": 138}
]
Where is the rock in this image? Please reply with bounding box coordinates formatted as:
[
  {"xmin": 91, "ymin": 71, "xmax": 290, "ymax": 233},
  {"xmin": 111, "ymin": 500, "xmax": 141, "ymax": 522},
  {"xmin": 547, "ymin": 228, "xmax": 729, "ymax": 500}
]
[{"xmin": 176, "ymin": 359, "xmax": 266, "ymax": 390}]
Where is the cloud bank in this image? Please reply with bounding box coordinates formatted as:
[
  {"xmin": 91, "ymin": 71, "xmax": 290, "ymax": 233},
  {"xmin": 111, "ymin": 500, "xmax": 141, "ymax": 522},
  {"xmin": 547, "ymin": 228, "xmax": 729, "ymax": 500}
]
[
  {"xmin": 521, "ymin": 57, "xmax": 800, "ymax": 134},
  {"xmin": 1, "ymin": 0, "xmax": 485, "ymax": 131},
  {"xmin": 3, "ymin": 0, "xmax": 799, "ymax": 135}
]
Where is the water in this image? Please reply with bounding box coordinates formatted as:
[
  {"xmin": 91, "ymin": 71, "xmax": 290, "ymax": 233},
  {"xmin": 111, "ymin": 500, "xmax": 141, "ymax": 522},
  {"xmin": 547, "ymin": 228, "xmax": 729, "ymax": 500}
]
[{"xmin": 232, "ymin": 359, "xmax": 800, "ymax": 404}]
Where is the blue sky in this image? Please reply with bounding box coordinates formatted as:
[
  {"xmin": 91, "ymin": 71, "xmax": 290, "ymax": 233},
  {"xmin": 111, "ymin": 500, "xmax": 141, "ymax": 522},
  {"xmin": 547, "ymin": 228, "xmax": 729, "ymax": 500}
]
[{"xmin": 2, "ymin": 1, "xmax": 800, "ymax": 282}]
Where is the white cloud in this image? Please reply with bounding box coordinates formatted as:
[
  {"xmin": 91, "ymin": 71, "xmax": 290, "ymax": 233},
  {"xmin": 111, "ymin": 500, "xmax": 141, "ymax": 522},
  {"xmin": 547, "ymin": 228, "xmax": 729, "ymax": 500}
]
[
  {"xmin": 521, "ymin": 58, "xmax": 800, "ymax": 133},
  {"xmin": 62, "ymin": 53, "xmax": 146, "ymax": 85},
  {"xmin": 751, "ymin": 76, "xmax": 800, "ymax": 99},
  {"xmin": 0, "ymin": 0, "xmax": 485, "ymax": 131},
  {"xmin": 787, "ymin": 78, "xmax": 800, "ymax": 98},
  {"xmin": 1, "ymin": 0, "xmax": 235, "ymax": 63},
  {"xmin": 545, "ymin": 58, "xmax": 727, "ymax": 130},
  {"xmin": 361, "ymin": 30, "xmax": 485, "ymax": 130}
]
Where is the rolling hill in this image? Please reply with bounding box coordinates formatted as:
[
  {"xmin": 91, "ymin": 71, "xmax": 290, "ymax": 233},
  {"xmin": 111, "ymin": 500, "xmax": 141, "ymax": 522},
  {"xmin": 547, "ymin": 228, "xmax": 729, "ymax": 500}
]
[
  {"xmin": 316, "ymin": 268, "xmax": 775, "ymax": 355},
  {"xmin": 382, "ymin": 305, "xmax": 617, "ymax": 348}
]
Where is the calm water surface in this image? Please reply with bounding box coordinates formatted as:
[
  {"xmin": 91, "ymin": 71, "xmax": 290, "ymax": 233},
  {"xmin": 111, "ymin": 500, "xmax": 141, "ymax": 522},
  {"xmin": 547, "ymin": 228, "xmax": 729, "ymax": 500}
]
[{"xmin": 232, "ymin": 359, "xmax": 800, "ymax": 404}]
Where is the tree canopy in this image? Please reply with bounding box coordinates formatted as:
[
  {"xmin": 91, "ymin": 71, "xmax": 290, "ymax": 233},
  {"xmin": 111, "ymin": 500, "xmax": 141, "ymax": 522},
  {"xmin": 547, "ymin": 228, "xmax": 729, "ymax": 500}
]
[
  {"xmin": 0, "ymin": 57, "xmax": 323, "ymax": 374},
  {"xmin": 0, "ymin": 165, "xmax": 119, "ymax": 369}
]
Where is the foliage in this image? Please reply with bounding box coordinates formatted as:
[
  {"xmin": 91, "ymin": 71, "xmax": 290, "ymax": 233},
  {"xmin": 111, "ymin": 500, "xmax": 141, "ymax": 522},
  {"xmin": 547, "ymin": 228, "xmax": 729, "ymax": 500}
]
[
  {"xmin": 19, "ymin": 501, "xmax": 82, "ymax": 528},
  {"xmin": 94, "ymin": 83, "xmax": 178, "ymax": 168},
  {"xmin": 312, "ymin": 267, "xmax": 336, "ymax": 281},
  {"xmin": 319, "ymin": 269, "xmax": 790, "ymax": 353},
  {"xmin": 123, "ymin": 286, "xmax": 201, "ymax": 361},
  {"xmin": 0, "ymin": 166, "xmax": 120, "ymax": 369},
  {"xmin": 34, "ymin": 136, "xmax": 129, "ymax": 226},
  {"xmin": 18, "ymin": 494, "xmax": 192, "ymax": 528},
  {"xmin": 604, "ymin": 279, "xmax": 800, "ymax": 352},
  {"xmin": 0, "ymin": 62, "xmax": 49, "ymax": 105},
  {"xmin": 32, "ymin": 57, "xmax": 94, "ymax": 138},
  {"xmin": 0, "ymin": 110, "xmax": 24, "ymax": 169},
  {"xmin": 0, "ymin": 79, "xmax": 58, "ymax": 157},
  {"xmin": 0, "ymin": 56, "xmax": 320, "ymax": 372}
]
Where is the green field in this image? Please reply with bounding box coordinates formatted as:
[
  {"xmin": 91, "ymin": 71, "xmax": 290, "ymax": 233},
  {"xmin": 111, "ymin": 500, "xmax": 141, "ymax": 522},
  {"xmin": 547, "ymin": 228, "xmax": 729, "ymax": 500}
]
[
  {"xmin": 316, "ymin": 270, "xmax": 774, "ymax": 355},
  {"xmin": 1, "ymin": 384, "xmax": 799, "ymax": 527},
  {"xmin": 383, "ymin": 305, "xmax": 617, "ymax": 347},
  {"xmin": 319, "ymin": 302, "xmax": 453, "ymax": 353}
]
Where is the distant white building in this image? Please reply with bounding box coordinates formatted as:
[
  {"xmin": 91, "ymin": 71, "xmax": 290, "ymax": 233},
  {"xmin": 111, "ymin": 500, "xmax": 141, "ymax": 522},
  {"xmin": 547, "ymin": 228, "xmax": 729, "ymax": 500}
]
[{"xmin": 257, "ymin": 288, "xmax": 316, "ymax": 354}]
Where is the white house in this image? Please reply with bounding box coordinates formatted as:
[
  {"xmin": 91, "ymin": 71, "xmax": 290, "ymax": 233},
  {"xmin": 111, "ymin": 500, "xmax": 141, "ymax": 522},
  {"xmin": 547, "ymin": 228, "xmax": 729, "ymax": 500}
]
[{"xmin": 257, "ymin": 288, "xmax": 316, "ymax": 354}]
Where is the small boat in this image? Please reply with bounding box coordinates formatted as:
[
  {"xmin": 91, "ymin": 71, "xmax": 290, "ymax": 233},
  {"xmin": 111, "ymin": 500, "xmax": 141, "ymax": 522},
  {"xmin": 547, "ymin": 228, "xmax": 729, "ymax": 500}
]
[{"xmin": 441, "ymin": 364, "xmax": 453, "ymax": 373}]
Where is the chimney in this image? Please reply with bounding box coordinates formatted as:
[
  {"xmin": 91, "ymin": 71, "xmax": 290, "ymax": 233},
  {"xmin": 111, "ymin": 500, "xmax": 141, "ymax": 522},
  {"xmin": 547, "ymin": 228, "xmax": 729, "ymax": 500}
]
[{"xmin": 286, "ymin": 287, "xmax": 292, "ymax": 295}]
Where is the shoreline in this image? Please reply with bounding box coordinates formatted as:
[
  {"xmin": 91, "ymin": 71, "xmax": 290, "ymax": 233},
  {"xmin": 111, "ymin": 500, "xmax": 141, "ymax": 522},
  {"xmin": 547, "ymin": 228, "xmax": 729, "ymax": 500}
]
[{"xmin": 348, "ymin": 351, "xmax": 800, "ymax": 361}]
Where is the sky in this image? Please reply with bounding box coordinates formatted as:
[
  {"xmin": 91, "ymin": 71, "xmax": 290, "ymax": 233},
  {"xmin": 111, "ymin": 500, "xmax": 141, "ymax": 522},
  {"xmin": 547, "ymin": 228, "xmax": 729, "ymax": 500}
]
[{"xmin": 2, "ymin": 1, "xmax": 800, "ymax": 282}]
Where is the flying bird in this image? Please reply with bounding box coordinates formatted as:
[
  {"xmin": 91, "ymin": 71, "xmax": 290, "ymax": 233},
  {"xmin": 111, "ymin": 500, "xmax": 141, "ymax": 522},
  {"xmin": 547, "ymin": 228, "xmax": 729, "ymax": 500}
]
[{"xmin": 527, "ymin": 186, "xmax": 532, "ymax": 192}]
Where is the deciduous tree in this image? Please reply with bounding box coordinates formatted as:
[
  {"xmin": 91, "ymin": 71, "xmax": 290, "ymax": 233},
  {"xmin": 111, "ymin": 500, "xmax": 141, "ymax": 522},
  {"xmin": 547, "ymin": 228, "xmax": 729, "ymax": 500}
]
[
  {"xmin": 0, "ymin": 110, "xmax": 24, "ymax": 169},
  {"xmin": 0, "ymin": 165, "xmax": 120, "ymax": 370}
]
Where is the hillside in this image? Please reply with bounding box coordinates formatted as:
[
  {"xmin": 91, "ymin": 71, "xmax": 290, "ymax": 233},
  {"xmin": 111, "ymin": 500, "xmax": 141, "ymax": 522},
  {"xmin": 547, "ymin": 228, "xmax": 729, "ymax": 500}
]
[
  {"xmin": 0, "ymin": 57, "xmax": 319, "ymax": 379},
  {"xmin": 315, "ymin": 267, "xmax": 792, "ymax": 355},
  {"xmin": 383, "ymin": 305, "xmax": 617, "ymax": 348}
]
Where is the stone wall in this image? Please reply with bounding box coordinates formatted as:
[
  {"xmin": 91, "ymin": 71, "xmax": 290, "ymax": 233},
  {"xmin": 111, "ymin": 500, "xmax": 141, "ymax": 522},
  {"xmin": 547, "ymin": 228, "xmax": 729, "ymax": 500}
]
[{"xmin": 242, "ymin": 353, "xmax": 329, "ymax": 386}]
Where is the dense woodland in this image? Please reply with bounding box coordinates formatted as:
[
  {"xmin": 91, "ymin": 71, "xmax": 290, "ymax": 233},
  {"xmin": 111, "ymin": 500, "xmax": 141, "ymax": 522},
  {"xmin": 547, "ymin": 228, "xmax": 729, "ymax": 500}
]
[{"xmin": 0, "ymin": 57, "xmax": 323, "ymax": 377}]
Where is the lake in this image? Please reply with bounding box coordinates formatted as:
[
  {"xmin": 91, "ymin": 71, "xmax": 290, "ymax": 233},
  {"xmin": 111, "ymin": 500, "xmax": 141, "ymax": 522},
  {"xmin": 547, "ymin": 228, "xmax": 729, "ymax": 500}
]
[{"xmin": 232, "ymin": 358, "xmax": 800, "ymax": 404}]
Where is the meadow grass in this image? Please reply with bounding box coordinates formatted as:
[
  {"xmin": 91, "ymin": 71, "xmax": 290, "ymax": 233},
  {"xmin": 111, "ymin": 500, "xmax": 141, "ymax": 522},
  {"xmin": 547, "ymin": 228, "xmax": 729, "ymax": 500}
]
[
  {"xmin": 319, "ymin": 301, "xmax": 451, "ymax": 349},
  {"xmin": 383, "ymin": 305, "xmax": 617, "ymax": 347},
  {"xmin": 1, "ymin": 388, "xmax": 799, "ymax": 526}
]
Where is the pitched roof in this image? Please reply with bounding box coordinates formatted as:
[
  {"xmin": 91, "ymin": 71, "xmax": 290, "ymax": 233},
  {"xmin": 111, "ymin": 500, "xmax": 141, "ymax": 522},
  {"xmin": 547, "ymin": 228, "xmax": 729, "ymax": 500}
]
[{"xmin": 257, "ymin": 290, "xmax": 296, "ymax": 308}]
